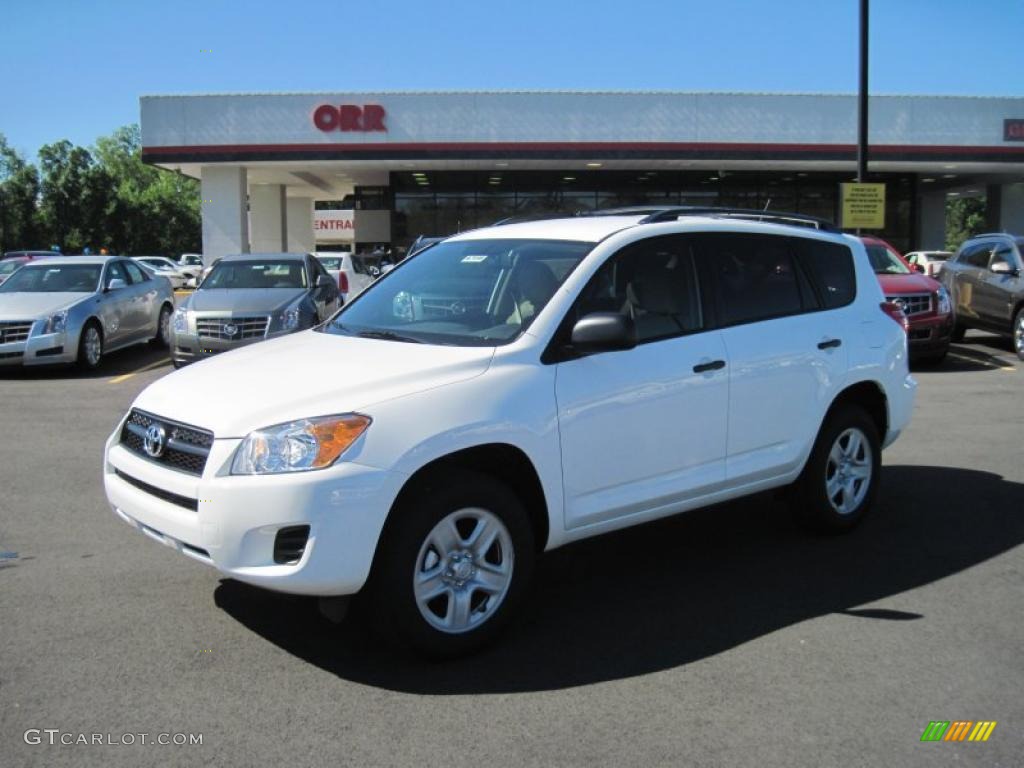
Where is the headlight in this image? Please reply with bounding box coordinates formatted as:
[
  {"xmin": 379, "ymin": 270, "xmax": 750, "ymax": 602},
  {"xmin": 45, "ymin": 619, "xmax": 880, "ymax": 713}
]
[
  {"xmin": 281, "ymin": 307, "xmax": 301, "ymax": 331},
  {"xmin": 231, "ymin": 414, "xmax": 371, "ymax": 475},
  {"xmin": 43, "ymin": 311, "xmax": 68, "ymax": 334},
  {"xmin": 936, "ymin": 285, "xmax": 951, "ymax": 315},
  {"xmin": 172, "ymin": 308, "xmax": 188, "ymax": 333}
]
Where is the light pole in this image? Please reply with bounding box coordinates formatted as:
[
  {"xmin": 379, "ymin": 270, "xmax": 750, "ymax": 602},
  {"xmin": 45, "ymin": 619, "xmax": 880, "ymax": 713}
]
[{"xmin": 857, "ymin": 0, "xmax": 869, "ymax": 184}]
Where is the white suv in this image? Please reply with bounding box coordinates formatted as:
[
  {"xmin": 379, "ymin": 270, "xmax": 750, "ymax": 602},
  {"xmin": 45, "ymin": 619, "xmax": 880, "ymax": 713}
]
[{"xmin": 103, "ymin": 208, "xmax": 915, "ymax": 657}]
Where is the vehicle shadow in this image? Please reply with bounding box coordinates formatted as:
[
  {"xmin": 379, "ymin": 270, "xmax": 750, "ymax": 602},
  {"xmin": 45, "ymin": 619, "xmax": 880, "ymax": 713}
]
[
  {"xmin": 0, "ymin": 343, "xmax": 169, "ymax": 381},
  {"xmin": 214, "ymin": 465, "xmax": 1024, "ymax": 694}
]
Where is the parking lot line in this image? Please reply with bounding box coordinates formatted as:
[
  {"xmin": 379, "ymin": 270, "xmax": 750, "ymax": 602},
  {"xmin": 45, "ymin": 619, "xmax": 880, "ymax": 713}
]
[
  {"xmin": 947, "ymin": 349, "xmax": 1017, "ymax": 372},
  {"xmin": 108, "ymin": 358, "xmax": 171, "ymax": 384}
]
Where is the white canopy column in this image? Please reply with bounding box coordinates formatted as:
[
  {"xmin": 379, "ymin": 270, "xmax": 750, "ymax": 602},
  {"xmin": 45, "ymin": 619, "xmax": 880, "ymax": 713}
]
[
  {"xmin": 250, "ymin": 184, "xmax": 287, "ymax": 252},
  {"xmin": 201, "ymin": 166, "xmax": 249, "ymax": 263},
  {"xmin": 286, "ymin": 197, "xmax": 315, "ymax": 252}
]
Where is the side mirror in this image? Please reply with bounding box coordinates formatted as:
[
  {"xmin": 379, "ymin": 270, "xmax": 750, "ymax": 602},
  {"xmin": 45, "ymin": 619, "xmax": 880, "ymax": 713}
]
[
  {"xmin": 316, "ymin": 274, "xmax": 332, "ymax": 287},
  {"xmin": 106, "ymin": 278, "xmax": 126, "ymax": 292},
  {"xmin": 570, "ymin": 312, "xmax": 637, "ymax": 354},
  {"xmin": 912, "ymin": 263, "xmax": 925, "ymax": 273},
  {"xmin": 991, "ymin": 261, "xmax": 1018, "ymax": 276}
]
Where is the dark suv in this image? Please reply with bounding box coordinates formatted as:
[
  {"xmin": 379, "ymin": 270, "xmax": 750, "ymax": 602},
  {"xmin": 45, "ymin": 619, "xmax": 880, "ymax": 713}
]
[{"xmin": 940, "ymin": 233, "xmax": 1024, "ymax": 360}]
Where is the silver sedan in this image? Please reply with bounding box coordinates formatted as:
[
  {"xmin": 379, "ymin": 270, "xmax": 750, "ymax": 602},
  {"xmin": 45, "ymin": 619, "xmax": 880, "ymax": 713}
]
[{"xmin": 0, "ymin": 256, "xmax": 175, "ymax": 370}]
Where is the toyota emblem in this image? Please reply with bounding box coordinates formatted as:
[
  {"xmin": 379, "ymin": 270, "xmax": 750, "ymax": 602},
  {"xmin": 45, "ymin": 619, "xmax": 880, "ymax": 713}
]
[{"xmin": 143, "ymin": 423, "xmax": 167, "ymax": 458}]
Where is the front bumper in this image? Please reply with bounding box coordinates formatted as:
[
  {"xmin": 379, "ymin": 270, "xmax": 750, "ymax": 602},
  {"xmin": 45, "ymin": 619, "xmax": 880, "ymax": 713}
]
[
  {"xmin": 170, "ymin": 330, "xmax": 290, "ymax": 365},
  {"xmin": 103, "ymin": 422, "xmax": 406, "ymax": 595},
  {"xmin": 906, "ymin": 313, "xmax": 953, "ymax": 357},
  {"xmin": 0, "ymin": 327, "xmax": 78, "ymax": 367}
]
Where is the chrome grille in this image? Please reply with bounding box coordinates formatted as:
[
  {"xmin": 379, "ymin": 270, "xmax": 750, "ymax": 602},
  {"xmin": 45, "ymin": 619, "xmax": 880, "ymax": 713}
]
[
  {"xmin": 0, "ymin": 321, "xmax": 34, "ymax": 343},
  {"xmin": 119, "ymin": 409, "xmax": 214, "ymax": 476},
  {"xmin": 196, "ymin": 315, "xmax": 269, "ymax": 340},
  {"xmin": 887, "ymin": 293, "xmax": 932, "ymax": 317}
]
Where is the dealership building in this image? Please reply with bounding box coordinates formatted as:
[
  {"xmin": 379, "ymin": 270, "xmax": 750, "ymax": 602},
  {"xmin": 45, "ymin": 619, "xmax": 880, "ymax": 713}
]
[{"xmin": 139, "ymin": 91, "xmax": 1024, "ymax": 258}]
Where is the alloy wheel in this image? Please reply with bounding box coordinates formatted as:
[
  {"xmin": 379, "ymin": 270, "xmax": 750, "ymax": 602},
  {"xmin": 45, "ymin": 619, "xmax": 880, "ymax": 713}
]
[
  {"xmin": 412, "ymin": 507, "xmax": 514, "ymax": 634},
  {"xmin": 824, "ymin": 427, "xmax": 873, "ymax": 515},
  {"xmin": 84, "ymin": 327, "xmax": 102, "ymax": 367}
]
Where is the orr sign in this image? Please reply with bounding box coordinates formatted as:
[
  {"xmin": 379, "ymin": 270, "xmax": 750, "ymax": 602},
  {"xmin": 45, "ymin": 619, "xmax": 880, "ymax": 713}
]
[{"xmin": 313, "ymin": 104, "xmax": 387, "ymax": 132}]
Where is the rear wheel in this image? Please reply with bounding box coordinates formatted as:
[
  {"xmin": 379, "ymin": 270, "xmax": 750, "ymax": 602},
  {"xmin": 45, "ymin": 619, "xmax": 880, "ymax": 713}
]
[
  {"xmin": 366, "ymin": 469, "xmax": 535, "ymax": 658},
  {"xmin": 77, "ymin": 322, "xmax": 103, "ymax": 371},
  {"xmin": 794, "ymin": 404, "xmax": 881, "ymax": 533}
]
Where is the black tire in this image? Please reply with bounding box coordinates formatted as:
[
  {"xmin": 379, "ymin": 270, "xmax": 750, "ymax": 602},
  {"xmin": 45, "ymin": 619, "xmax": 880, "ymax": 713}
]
[
  {"xmin": 794, "ymin": 404, "xmax": 881, "ymax": 533},
  {"xmin": 77, "ymin": 321, "xmax": 104, "ymax": 371},
  {"xmin": 152, "ymin": 303, "xmax": 173, "ymax": 347},
  {"xmin": 172, "ymin": 359, "xmax": 186, "ymax": 369},
  {"xmin": 1013, "ymin": 307, "xmax": 1024, "ymax": 362},
  {"xmin": 950, "ymin": 320, "xmax": 966, "ymax": 343},
  {"xmin": 365, "ymin": 469, "xmax": 535, "ymax": 658}
]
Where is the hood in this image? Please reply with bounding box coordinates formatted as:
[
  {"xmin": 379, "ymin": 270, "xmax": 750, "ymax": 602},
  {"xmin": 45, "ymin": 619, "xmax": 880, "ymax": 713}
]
[
  {"xmin": 187, "ymin": 288, "xmax": 306, "ymax": 314},
  {"xmin": 0, "ymin": 292, "xmax": 92, "ymax": 320},
  {"xmin": 876, "ymin": 272, "xmax": 940, "ymax": 295},
  {"xmin": 133, "ymin": 330, "xmax": 495, "ymax": 437}
]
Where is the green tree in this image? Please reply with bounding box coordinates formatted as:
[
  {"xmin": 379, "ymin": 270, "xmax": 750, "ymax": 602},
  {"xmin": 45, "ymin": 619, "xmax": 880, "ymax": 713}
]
[
  {"xmin": 946, "ymin": 196, "xmax": 986, "ymax": 251},
  {"xmin": 93, "ymin": 125, "xmax": 200, "ymax": 255},
  {"xmin": 37, "ymin": 139, "xmax": 107, "ymax": 253},
  {"xmin": 0, "ymin": 134, "xmax": 43, "ymax": 252}
]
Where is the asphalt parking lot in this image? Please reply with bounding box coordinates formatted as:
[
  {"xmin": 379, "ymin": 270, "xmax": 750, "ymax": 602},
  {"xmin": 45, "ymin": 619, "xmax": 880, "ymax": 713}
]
[{"xmin": 1, "ymin": 331, "xmax": 1021, "ymax": 768}]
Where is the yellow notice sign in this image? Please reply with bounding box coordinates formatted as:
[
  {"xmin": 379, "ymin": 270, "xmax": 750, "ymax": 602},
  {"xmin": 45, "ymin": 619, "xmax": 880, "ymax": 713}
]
[{"xmin": 840, "ymin": 183, "xmax": 886, "ymax": 229}]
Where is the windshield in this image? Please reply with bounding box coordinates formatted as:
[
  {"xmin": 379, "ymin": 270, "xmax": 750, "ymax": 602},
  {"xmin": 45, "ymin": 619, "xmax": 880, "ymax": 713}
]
[
  {"xmin": 322, "ymin": 238, "xmax": 592, "ymax": 346},
  {"xmin": 0, "ymin": 264, "xmax": 101, "ymax": 293},
  {"xmin": 0, "ymin": 259, "xmax": 26, "ymax": 276},
  {"xmin": 201, "ymin": 259, "xmax": 308, "ymax": 290},
  {"xmin": 317, "ymin": 257, "xmax": 343, "ymax": 270},
  {"xmin": 865, "ymin": 244, "xmax": 911, "ymax": 275},
  {"xmin": 141, "ymin": 258, "xmax": 172, "ymax": 269}
]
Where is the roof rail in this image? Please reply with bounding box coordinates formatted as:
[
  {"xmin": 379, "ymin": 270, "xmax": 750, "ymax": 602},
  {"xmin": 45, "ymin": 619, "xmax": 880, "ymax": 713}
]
[
  {"xmin": 490, "ymin": 213, "xmax": 575, "ymax": 227},
  {"xmin": 634, "ymin": 206, "xmax": 842, "ymax": 232}
]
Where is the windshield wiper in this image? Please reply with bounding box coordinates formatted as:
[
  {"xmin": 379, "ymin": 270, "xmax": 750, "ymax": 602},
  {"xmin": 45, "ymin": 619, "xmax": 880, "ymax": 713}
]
[{"xmin": 355, "ymin": 329, "xmax": 424, "ymax": 344}]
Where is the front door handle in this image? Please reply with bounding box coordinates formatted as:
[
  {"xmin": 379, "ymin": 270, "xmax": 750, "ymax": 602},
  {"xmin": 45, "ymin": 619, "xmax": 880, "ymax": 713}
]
[
  {"xmin": 693, "ymin": 359, "xmax": 726, "ymax": 373},
  {"xmin": 817, "ymin": 338, "xmax": 842, "ymax": 350}
]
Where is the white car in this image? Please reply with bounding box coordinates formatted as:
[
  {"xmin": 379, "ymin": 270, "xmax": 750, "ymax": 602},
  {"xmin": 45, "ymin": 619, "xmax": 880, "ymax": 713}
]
[
  {"xmin": 132, "ymin": 257, "xmax": 191, "ymax": 289},
  {"xmin": 177, "ymin": 254, "xmax": 205, "ymax": 287},
  {"xmin": 313, "ymin": 252, "xmax": 374, "ymax": 303},
  {"xmin": 905, "ymin": 250, "xmax": 953, "ymax": 277},
  {"xmin": 103, "ymin": 208, "xmax": 915, "ymax": 656}
]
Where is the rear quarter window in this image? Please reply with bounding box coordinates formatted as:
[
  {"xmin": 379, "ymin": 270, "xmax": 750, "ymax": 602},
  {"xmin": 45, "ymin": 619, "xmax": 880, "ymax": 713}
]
[{"xmin": 797, "ymin": 239, "xmax": 857, "ymax": 309}]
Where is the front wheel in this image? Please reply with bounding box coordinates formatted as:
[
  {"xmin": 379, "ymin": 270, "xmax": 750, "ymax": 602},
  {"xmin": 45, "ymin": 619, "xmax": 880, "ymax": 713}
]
[
  {"xmin": 1013, "ymin": 308, "xmax": 1024, "ymax": 361},
  {"xmin": 77, "ymin": 322, "xmax": 104, "ymax": 371},
  {"xmin": 366, "ymin": 470, "xmax": 535, "ymax": 658},
  {"xmin": 950, "ymin": 320, "xmax": 966, "ymax": 343},
  {"xmin": 794, "ymin": 404, "xmax": 881, "ymax": 533},
  {"xmin": 153, "ymin": 304, "xmax": 173, "ymax": 347}
]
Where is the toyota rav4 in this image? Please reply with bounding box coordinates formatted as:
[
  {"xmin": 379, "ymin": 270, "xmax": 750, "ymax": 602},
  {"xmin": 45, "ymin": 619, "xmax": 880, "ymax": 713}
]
[{"xmin": 103, "ymin": 208, "xmax": 916, "ymax": 657}]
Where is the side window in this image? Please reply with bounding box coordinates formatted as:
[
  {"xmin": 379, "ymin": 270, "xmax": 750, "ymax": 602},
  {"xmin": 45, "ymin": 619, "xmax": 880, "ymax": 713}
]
[
  {"xmin": 961, "ymin": 242, "xmax": 993, "ymax": 268},
  {"xmin": 796, "ymin": 239, "xmax": 857, "ymax": 310},
  {"xmin": 123, "ymin": 261, "xmax": 148, "ymax": 284},
  {"xmin": 105, "ymin": 262, "xmax": 128, "ymax": 288},
  {"xmin": 705, "ymin": 234, "xmax": 806, "ymax": 326},
  {"xmin": 991, "ymin": 245, "xmax": 1017, "ymax": 270},
  {"xmin": 573, "ymin": 235, "xmax": 704, "ymax": 343}
]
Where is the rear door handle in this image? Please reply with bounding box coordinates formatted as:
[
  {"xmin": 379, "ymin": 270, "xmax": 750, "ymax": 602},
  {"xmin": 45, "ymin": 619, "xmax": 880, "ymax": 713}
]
[
  {"xmin": 693, "ymin": 359, "xmax": 726, "ymax": 373},
  {"xmin": 817, "ymin": 338, "xmax": 842, "ymax": 350}
]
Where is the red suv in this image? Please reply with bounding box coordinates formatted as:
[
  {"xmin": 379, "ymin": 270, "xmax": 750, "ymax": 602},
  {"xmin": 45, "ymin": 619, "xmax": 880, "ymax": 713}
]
[{"xmin": 860, "ymin": 236, "xmax": 953, "ymax": 363}]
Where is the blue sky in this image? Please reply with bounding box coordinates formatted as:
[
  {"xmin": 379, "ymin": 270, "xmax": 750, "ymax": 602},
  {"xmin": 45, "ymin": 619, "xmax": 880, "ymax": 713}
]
[{"xmin": 3, "ymin": 0, "xmax": 1023, "ymax": 158}]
